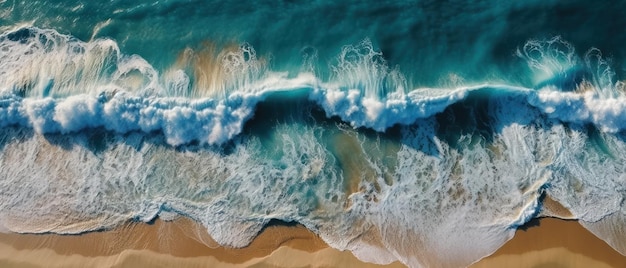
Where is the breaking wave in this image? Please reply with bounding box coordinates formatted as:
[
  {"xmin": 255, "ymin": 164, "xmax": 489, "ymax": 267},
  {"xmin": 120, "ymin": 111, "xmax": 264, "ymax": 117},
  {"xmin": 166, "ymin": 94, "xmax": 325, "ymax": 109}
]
[{"xmin": 1, "ymin": 27, "xmax": 625, "ymax": 268}]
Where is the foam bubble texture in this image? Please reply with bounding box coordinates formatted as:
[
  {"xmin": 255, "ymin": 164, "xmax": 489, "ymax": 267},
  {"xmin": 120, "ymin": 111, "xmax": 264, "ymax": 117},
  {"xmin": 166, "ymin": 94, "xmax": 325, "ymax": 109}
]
[
  {"xmin": 1, "ymin": 27, "xmax": 626, "ymax": 268},
  {"xmin": 2, "ymin": 93, "xmax": 626, "ymax": 267}
]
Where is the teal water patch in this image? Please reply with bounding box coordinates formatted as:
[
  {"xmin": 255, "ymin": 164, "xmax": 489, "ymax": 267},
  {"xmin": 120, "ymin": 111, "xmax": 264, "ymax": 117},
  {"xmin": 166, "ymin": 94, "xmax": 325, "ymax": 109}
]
[{"xmin": 4, "ymin": 1, "xmax": 625, "ymax": 86}]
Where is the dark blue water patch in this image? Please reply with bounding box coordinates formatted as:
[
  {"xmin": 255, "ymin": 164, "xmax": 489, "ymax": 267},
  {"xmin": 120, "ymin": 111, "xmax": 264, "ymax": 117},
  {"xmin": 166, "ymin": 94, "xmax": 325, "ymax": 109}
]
[
  {"xmin": 242, "ymin": 88, "xmax": 313, "ymax": 138},
  {"xmin": 0, "ymin": 125, "xmax": 196, "ymax": 158},
  {"xmin": 0, "ymin": 126, "xmax": 34, "ymax": 152},
  {"xmin": 84, "ymin": 128, "xmax": 109, "ymax": 154},
  {"xmin": 38, "ymin": 127, "xmax": 151, "ymax": 155},
  {"xmin": 433, "ymin": 87, "xmax": 529, "ymax": 150},
  {"xmin": 4, "ymin": 28, "xmax": 35, "ymax": 43},
  {"xmin": 261, "ymin": 218, "xmax": 300, "ymax": 229},
  {"xmin": 584, "ymin": 124, "xmax": 615, "ymax": 159}
]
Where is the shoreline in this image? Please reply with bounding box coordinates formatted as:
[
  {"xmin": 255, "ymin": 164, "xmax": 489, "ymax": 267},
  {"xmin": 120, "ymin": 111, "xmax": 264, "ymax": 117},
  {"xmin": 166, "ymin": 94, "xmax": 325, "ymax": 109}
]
[
  {"xmin": 0, "ymin": 217, "xmax": 624, "ymax": 267},
  {"xmin": 0, "ymin": 218, "xmax": 404, "ymax": 268},
  {"xmin": 473, "ymin": 217, "xmax": 626, "ymax": 268}
]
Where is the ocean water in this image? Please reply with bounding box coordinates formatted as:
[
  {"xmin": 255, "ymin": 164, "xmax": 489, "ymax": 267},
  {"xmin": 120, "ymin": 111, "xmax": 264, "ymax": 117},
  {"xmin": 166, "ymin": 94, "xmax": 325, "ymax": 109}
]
[{"xmin": 1, "ymin": 1, "xmax": 626, "ymax": 267}]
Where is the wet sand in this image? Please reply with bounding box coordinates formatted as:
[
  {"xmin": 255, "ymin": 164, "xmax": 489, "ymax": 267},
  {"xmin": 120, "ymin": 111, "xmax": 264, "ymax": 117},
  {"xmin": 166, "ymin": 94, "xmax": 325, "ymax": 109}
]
[
  {"xmin": 0, "ymin": 218, "xmax": 404, "ymax": 268},
  {"xmin": 472, "ymin": 195, "xmax": 626, "ymax": 268},
  {"xmin": 472, "ymin": 218, "xmax": 626, "ymax": 268},
  {"xmin": 0, "ymin": 216, "xmax": 624, "ymax": 267}
]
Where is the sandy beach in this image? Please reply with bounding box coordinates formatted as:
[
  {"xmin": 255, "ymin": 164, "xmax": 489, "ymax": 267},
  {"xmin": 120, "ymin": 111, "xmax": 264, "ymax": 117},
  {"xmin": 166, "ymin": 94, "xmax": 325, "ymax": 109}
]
[
  {"xmin": 0, "ymin": 218, "xmax": 404, "ymax": 268},
  {"xmin": 0, "ymin": 215, "xmax": 624, "ymax": 267},
  {"xmin": 472, "ymin": 218, "xmax": 626, "ymax": 268}
]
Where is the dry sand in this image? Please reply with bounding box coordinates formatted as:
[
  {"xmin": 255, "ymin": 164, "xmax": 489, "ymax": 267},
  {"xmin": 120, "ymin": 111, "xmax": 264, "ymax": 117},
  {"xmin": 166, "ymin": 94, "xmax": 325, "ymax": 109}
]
[{"xmin": 0, "ymin": 215, "xmax": 624, "ymax": 267}]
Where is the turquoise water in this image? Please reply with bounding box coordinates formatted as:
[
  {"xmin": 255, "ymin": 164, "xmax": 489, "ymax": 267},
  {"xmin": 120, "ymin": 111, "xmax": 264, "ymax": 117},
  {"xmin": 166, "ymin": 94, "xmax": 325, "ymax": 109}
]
[
  {"xmin": 1, "ymin": 1, "xmax": 626, "ymax": 267},
  {"xmin": 4, "ymin": 1, "xmax": 625, "ymax": 86}
]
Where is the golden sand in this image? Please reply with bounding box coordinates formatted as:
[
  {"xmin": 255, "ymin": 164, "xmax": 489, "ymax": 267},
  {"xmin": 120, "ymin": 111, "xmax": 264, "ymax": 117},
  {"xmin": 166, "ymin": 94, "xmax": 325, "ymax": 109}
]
[
  {"xmin": 473, "ymin": 218, "xmax": 626, "ymax": 268},
  {"xmin": 0, "ymin": 218, "xmax": 403, "ymax": 268},
  {"xmin": 0, "ymin": 215, "xmax": 624, "ymax": 267}
]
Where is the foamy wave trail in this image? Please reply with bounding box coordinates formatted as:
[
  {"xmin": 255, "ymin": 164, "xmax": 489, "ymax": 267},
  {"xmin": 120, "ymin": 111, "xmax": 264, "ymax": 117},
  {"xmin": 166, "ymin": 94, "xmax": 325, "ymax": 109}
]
[
  {"xmin": 1, "ymin": 25, "xmax": 626, "ymax": 268},
  {"xmin": 0, "ymin": 28, "xmax": 488, "ymax": 145}
]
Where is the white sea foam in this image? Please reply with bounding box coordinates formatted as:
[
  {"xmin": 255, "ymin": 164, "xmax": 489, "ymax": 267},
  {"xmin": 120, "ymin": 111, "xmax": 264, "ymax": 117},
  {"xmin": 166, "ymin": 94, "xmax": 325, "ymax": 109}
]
[
  {"xmin": 2, "ymin": 92, "xmax": 626, "ymax": 267},
  {"xmin": 1, "ymin": 27, "xmax": 626, "ymax": 268},
  {"xmin": 528, "ymin": 90, "xmax": 626, "ymax": 133},
  {"xmin": 3, "ymin": 27, "xmax": 626, "ymax": 146}
]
